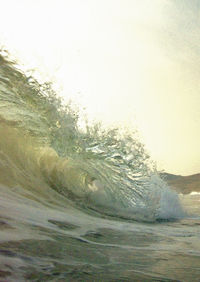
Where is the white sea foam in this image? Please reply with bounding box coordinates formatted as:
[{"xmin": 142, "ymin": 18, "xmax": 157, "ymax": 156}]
[
  {"xmin": 190, "ymin": 191, "xmax": 200, "ymax": 196},
  {"xmin": 147, "ymin": 175, "xmax": 185, "ymax": 220}
]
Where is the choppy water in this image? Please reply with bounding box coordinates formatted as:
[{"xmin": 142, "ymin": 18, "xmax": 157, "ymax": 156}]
[{"xmin": 0, "ymin": 52, "xmax": 199, "ymax": 281}]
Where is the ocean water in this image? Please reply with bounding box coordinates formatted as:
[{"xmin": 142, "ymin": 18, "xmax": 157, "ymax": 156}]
[{"xmin": 0, "ymin": 52, "xmax": 200, "ymax": 281}]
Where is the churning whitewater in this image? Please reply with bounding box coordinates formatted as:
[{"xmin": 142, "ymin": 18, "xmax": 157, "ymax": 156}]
[{"xmin": 0, "ymin": 52, "xmax": 183, "ymax": 222}]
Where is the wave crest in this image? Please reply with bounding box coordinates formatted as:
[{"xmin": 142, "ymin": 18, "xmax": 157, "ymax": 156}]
[{"xmin": 0, "ymin": 51, "xmax": 185, "ymax": 221}]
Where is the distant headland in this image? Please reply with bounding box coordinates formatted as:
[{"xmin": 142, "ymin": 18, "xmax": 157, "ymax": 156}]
[{"xmin": 160, "ymin": 173, "xmax": 200, "ymax": 194}]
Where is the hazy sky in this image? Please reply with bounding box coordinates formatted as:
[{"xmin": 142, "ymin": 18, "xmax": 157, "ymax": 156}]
[{"xmin": 0, "ymin": 0, "xmax": 199, "ymax": 175}]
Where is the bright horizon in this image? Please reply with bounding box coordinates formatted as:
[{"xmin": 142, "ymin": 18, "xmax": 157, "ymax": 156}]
[{"xmin": 0, "ymin": 0, "xmax": 199, "ymax": 176}]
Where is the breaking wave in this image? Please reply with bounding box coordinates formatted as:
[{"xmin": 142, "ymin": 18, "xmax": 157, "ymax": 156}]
[{"xmin": 0, "ymin": 51, "xmax": 184, "ymax": 222}]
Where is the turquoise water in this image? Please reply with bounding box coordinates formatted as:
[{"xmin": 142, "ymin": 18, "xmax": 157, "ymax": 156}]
[{"xmin": 0, "ymin": 52, "xmax": 199, "ymax": 281}]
